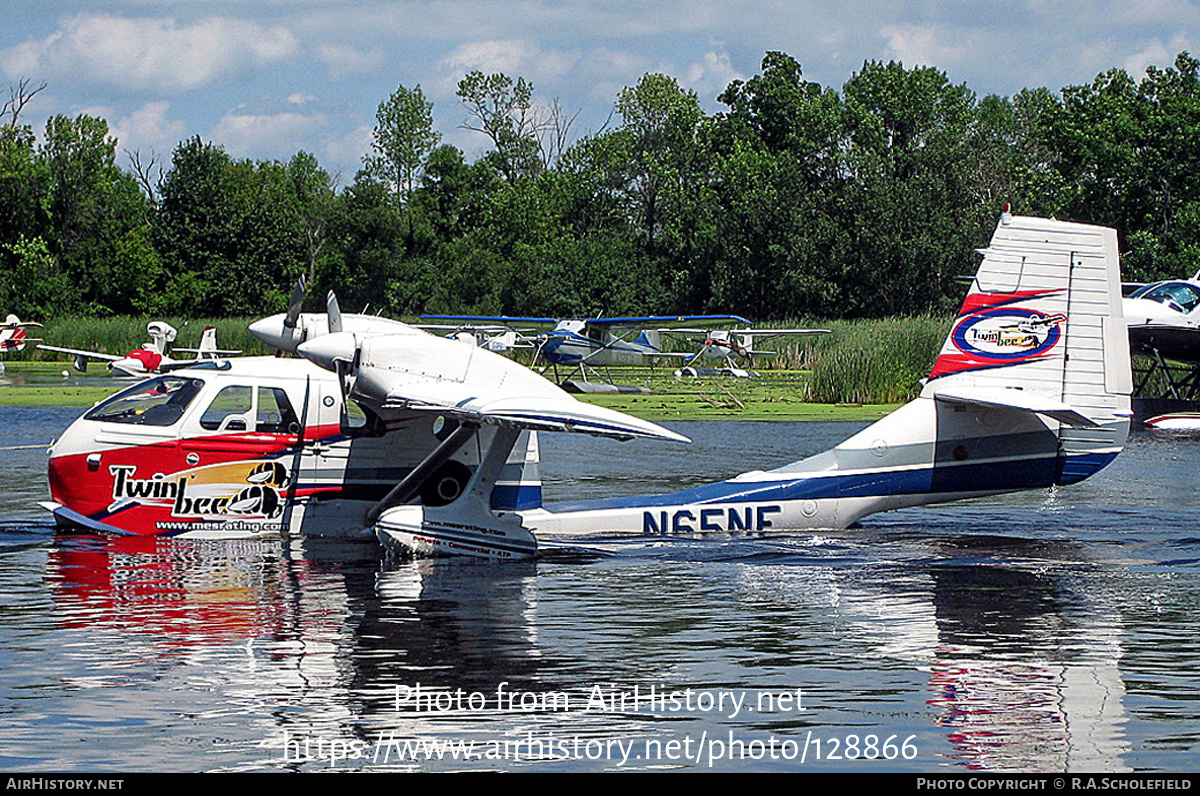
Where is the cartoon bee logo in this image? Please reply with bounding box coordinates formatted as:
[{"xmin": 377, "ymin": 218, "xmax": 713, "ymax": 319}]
[
  {"xmin": 227, "ymin": 484, "xmax": 283, "ymax": 518},
  {"xmin": 246, "ymin": 461, "xmax": 287, "ymax": 487}
]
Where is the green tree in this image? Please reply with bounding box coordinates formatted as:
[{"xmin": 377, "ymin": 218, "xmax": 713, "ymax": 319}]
[
  {"xmin": 365, "ymin": 84, "xmax": 440, "ymax": 217},
  {"xmin": 456, "ymin": 71, "xmax": 542, "ymax": 182}
]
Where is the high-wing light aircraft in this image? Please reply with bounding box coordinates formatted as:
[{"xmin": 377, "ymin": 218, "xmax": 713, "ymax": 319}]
[
  {"xmin": 41, "ymin": 288, "xmax": 685, "ymax": 540},
  {"xmin": 1121, "ymin": 274, "xmax": 1200, "ymax": 427},
  {"xmin": 38, "ymin": 322, "xmax": 240, "ymax": 378},
  {"xmin": 670, "ymin": 326, "xmax": 831, "ymax": 377},
  {"xmin": 286, "ymin": 213, "xmax": 1132, "ymax": 559}
]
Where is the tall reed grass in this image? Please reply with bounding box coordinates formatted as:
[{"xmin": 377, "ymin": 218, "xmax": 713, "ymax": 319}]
[{"xmin": 797, "ymin": 316, "xmax": 949, "ymax": 404}]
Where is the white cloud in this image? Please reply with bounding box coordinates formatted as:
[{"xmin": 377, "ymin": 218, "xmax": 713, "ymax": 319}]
[
  {"xmin": 211, "ymin": 107, "xmax": 327, "ymax": 161},
  {"xmin": 316, "ymin": 42, "xmax": 385, "ymax": 78},
  {"xmin": 881, "ymin": 23, "xmax": 975, "ymax": 70},
  {"xmin": 683, "ymin": 49, "xmax": 746, "ymax": 102},
  {"xmin": 108, "ymin": 101, "xmax": 187, "ymax": 154},
  {"xmin": 1, "ymin": 14, "xmax": 299, "ymax": 94},
  {"xmin": 441, "ymin": 39, "xmax": 544, "ymax": 78}
]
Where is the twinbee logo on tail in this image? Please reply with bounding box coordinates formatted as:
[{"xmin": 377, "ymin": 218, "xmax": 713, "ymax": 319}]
[{"xmin": 951, "ymin": 308, "xmax": 1065, "ymax": 361}]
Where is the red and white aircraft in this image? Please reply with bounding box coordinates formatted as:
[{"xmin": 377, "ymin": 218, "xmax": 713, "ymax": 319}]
[
  {"xmin": 39, "ymin": 322, "xmax": 240, "ymax": 378},
  {"xmin": 0, "ymin": 314, "xmax": 42, "ymax": 375}
]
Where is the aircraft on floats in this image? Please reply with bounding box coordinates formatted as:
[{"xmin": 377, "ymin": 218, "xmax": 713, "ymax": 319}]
[
  {"xmin": 38, "ymin": 322, "xmax": 240, "ymax": 378},
  {"xmin": 0, "ymin": 314, "xmax": 42, "ymax": 375},
  {"xmin": 420, "ymin": 313, "xmax": 754, "ymax": 392},
  {"xmin": 1121, "ymin": 274, "xmax": 1200, "ymax": 429},
  {"xmin": 42, "ymin": 288, "xmax": 681, "ymax": 541},
  {"xmin": 270, "ymin": 212, "xmax": 1131, "ymax": 560},
  {"xmin": 670, "ymin": 326, "xmax": 831, "ymax": 378}
]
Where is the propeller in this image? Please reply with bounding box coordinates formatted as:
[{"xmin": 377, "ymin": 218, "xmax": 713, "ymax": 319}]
[
  {"xmin": 326, "ymin": 290, "xmax": 343, "ymax": 334},
  {"xmin": 284, "ymin": 275, "xmax": 306, "ymax": 330}
]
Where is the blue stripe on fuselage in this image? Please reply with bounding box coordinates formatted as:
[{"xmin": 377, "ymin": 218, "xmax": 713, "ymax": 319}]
[{"xmin": 542, "ymin": 452, "xmax": 1117, "ymax": 514}]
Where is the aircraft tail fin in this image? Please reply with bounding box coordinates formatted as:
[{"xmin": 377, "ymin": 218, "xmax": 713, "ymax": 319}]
[{"xmin": 924, "ymin": 212, "xmax": 1132, "ymax": 427}]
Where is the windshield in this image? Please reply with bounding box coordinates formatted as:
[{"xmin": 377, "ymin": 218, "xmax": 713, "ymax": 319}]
[
  {"xmin": 1129, "ymin": 281, "xmax": 1200, "ymax": 312},
  {"xmin": 84, "ymin": 375, "xmax": 205, "ymax": 427}
]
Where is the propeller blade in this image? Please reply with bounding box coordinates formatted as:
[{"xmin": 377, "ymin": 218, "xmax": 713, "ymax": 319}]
[
  {"xmin": 284, "ymin": 276, "xmax": 306, "ymax": 329},
  {"xmin": 326, "ymin": 291, "xmax": 343, "ymax": 334}
]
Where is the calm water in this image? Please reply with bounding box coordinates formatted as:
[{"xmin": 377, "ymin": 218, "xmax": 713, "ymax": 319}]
[{"xmin": 0, "ymin": 406, "xmax": 1196, "ymax": 772}]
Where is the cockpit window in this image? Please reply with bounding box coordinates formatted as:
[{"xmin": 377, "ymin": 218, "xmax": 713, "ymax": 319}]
[
  {"xmin": 200, "ymin": 385, "xmax": 253, "ymax": 431},
  {"xmin": 84, "ymin": 376, "xmax": 204, "ymax": 426},
  {"xmin": 1130, "ymin": 282, "xmax": 1200, "ymax": 312},
  {"xmin": 257, "ymin": 387, "xmax": 299, "ymax": 434}
]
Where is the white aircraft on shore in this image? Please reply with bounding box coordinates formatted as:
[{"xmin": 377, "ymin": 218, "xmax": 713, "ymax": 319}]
[
  {"xmin": 283, "ymin": 212, "xmax": 1133, "ymax": 559},
  {"xmin": 39, "ymin": 322, "xmax": 240, "ymax": 378}
]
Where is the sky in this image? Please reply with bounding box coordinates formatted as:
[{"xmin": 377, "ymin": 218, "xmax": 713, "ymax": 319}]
[{"xmin": 2, "ymin": 1, "xmax": 1196, "ymax": 184}]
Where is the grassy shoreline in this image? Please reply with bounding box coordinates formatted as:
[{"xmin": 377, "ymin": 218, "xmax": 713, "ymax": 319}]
[{"xmin": 0, "ymin": 361, "xmax": 900, "ymax": 421}]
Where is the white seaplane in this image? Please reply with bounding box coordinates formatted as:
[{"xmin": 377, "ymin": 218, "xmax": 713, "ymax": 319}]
[
  {"xmin": 282, "ymin": 212, "xmax": 1131, "ymax": 558},
  {"xmin": 39, "ymin": 322, "xmax": 240, "ymax": 378},
  {"xmin": 671, "ymin": 326, "xmax": 831, "ymax": 378}
]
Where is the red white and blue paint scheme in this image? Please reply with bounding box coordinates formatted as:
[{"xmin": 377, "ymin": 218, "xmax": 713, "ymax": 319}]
[
  {"xmin": 40, "ymin": 354, "xmax": 549, "ymax": 539},
  {"xmin": 43, "ymin": 281, "xmax": 687, "ymax": 542},
  {"xmin": 298, "ymin": 213, "xmax": 1130, "ymax": 558}
]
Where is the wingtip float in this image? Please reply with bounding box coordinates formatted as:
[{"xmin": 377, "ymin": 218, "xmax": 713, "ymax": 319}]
[{"xmin": 43, "ymin": 213, "xmax": 1131, "ymax": 559}]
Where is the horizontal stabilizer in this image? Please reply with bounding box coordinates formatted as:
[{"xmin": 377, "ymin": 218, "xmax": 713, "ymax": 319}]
[{"xmin": 932, "ymin": 384, "xmax": 1100, "ymax": 428}]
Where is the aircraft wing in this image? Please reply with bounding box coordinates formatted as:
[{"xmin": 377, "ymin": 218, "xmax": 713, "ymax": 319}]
[
  {"xmin": 931, "ymin": 384, "xmax": 1101, "ymax": 428},
  {"xmin": 421, "ymin": 315, "xmax": 558, "ymax": 328},
  {"xmin": 1128, "ymin": 323, "xmax": 1200, "ymax": 364},
  {"xmin": 36, "ymin": 344, "xmax": 122, "ymax": 363},
  {"xmin": 585, "ymin": 314, "xmax": 751, "ymax": 329},
  {"xmin": 298, "ymin": 330, "xmax": 690, "ymax": 443},
  {"xmin": 737, "ymin": 328, "xmax": 832, "ymax": 338}
]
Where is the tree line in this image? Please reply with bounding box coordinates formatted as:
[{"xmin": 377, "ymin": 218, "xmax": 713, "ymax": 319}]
[{"xmin": 2, "ymin": 51, "xmax": 1198, "ymax": 323}]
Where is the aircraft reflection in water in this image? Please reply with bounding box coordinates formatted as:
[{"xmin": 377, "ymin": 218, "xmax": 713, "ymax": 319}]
[{"xmin": 37, "ymin": 529, "xmax": 1131, "ymax": 772}]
